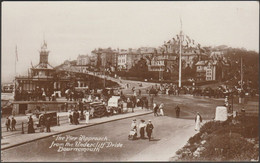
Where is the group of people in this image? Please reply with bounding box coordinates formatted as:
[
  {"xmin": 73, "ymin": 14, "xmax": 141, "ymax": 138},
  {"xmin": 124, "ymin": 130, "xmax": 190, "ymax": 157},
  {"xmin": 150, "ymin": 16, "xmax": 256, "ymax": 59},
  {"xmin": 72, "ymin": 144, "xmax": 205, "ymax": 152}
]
[
  {"xmin": 129, "ymin": 119, "xmax": 154, "ymax": 141},
  {"xmin": 68, "ymin": 110, "xmax": 80, "ymax": 125},
  {"xmin": 5, "ymin": 116, "xmax": 16, "ymax": 131},
  {"xmin": 65, "ymin": 89, "xmax": 85, "ymax": 102},
  {"xmin": 153, "ymin": 103, "xmax": 164, "ymax": 116},
  {"xmin": 38, "ymin": 115, "xmax": 52, "ymax": 133},
  {"xmin": 14, "ymin": 88, "xmax": 57, "ymax": 101}
]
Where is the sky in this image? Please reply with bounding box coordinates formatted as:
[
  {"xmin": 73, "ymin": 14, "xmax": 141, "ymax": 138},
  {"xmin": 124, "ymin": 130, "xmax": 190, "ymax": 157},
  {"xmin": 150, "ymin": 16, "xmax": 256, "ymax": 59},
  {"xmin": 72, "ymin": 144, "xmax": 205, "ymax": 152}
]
[{"xmin": 1, "ymin": 1, "xmax": 259, "ymax": 83}]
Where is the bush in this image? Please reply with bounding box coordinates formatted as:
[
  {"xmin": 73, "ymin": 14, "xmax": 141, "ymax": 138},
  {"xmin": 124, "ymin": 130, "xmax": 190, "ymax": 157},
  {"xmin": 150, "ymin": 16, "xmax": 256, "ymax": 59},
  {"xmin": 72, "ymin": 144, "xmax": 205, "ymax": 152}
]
[
  {"xmin": 188, "ymin": 132, "xmax": 202, "ymax": 145},
  {"xmin": 177, "ymin": 117, "xmax": 259, "ymax": 161},
  {"xmin": 200, "ymin": 133, "xmax": 257, "ymax": 161},
  {"xmin": 200, "ymin": 121, "xmax": 225, "ymax": 135}
]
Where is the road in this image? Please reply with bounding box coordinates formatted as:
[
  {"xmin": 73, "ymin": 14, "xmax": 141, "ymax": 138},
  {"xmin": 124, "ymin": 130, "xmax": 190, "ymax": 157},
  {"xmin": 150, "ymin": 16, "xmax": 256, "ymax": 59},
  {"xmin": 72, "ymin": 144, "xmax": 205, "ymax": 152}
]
[
  {"xmin": 2, "ymin": 72, "xmax": 258, "ymax": 161},
  {"xmin": 1, "ymin": 113, "xmax": 196, "ymax": 162},
  {"xmin": 1, "ymin": 93, "xmax": 231, "ymax": 162}
]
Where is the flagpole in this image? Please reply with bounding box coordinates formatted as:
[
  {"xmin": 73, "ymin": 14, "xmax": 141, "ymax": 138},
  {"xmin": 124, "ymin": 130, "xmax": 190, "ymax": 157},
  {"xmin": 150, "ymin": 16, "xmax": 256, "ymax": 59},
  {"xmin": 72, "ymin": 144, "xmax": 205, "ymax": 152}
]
[
  {"xmin": 241, "ymin": 56, "xmax": 243, "ymax": 90},
  {"xmin": 178, "ymin": 18, "xmax": 183, "ymax": 88},
  {"xmin": 14, "ymin": 45, "xmax": 17, "ymax": 100}
]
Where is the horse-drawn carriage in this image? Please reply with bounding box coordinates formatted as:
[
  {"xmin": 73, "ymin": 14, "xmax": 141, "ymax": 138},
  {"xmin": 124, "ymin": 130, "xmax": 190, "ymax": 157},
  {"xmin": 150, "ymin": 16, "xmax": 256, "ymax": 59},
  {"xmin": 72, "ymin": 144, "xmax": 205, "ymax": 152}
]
[
  {"xmin": 107, "ymin": 96, "xmax": 125, "ymax": 114},
  {"xmin": 82, "ymin": 100, "xmax": 107, "ymax": 118}
]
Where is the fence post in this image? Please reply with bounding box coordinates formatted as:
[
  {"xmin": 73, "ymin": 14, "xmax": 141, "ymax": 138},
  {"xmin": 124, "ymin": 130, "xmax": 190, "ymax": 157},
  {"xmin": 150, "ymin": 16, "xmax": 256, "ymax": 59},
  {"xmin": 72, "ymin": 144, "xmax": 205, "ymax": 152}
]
[
  {"xmin": 57, "ymin": 116, "xmax": 60, "ymax": 126},
  {"xmin": 21, "ymin": 122, "xmax": 24, "ymax": 134}
]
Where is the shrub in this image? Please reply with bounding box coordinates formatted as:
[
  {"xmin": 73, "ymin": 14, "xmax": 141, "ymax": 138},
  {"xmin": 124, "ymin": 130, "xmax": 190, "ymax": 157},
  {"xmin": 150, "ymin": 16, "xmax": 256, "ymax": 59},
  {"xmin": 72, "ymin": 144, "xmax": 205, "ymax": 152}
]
[
  {"xmin": 188, "ymin": 132, "xmax": 202, "ymax": 145},
  {"xmin": 200, "ymin": 121, "xmax": 225, "ymax": 135},
  {"xmin": 200, "ymin": 133, "xmax": 256, "ymax": 161},
  {"xmin": 213, "ymin": 124, "xmax": 242, "ymax": 136}
]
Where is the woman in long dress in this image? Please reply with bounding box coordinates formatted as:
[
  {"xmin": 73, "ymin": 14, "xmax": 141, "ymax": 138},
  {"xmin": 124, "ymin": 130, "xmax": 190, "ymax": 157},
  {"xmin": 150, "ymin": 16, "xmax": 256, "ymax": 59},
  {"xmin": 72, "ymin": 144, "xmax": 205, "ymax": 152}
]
[
  {"xmin": 139, "ymin": 120, "xmax": 146, "ymax": 139},
  {"xmin": 28, "ymin": 116, "xmax": 35, "ymax": 133},
  {"xmin": 195, "ymin": 112, "xmax": 202, "ymax": 131},
  {"xmin": 159, "ymin": 103, "xmax": 164, "ymax": 116},
  {"xmin": 85, "ymin": 110, "xmax": 90, "ymax": 124}
]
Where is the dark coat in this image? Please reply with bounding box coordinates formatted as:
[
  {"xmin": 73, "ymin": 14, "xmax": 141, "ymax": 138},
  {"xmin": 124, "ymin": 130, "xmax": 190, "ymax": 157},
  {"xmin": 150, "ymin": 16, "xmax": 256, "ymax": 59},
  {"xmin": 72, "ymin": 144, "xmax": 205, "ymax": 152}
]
[
  {"xmin": 28, "ymin": 117, "xmax": 35, "ymax": 133},
  {"xmin": 146, "ymin": 123, "xmax": 154, "ymax": 133},
  {"xmin": 5, "ymin": 118, "xmax": 11, "ymax": 126},
  {"xmin": 154, "ymin": 105, "xmax": 159, "ymax": 113},
  {"xmin": 11, "ymin": 119, "xmax": 16, "ymax": 126}
]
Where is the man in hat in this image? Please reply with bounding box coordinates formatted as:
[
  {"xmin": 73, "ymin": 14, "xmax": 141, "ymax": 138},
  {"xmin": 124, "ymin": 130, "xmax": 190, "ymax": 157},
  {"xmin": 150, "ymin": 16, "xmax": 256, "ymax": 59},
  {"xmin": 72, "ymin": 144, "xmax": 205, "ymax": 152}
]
[
  {"xmin": 45, "ymin": 117, "xmax": 51, "ymax": 133},
  {"xmin": 11, "ymin": 117, "xmax": 17, "ymax": 131},
  {"xmin": 153, "ymin": 103, "xmax": 159, "ymax": 116},
  {"xmin": 175, "ymin": 105, "xmax": 180, "ymax": 118},
  {"xmin": 146, "ymin": 120, "xmax": 154, "ymax": 141},
  {"xmin": 5, "ymin": 116, "xmax": 11, "ymax": 131}
]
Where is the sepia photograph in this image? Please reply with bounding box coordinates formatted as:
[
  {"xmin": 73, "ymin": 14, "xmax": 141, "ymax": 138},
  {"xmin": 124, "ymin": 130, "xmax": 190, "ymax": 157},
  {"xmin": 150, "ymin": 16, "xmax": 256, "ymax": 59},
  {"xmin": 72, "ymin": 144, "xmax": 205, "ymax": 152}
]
[{"xmin": 1, "ymin": 1, "xmax": 259, "ymax": 162}]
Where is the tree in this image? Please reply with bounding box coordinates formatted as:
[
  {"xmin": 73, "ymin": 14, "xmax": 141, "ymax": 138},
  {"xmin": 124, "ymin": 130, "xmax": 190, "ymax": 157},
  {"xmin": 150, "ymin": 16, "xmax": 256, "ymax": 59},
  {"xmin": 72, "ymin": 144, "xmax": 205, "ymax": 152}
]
[{"xmin": 129, "ymin": 57, "xmax": 149, "ymax": 79}]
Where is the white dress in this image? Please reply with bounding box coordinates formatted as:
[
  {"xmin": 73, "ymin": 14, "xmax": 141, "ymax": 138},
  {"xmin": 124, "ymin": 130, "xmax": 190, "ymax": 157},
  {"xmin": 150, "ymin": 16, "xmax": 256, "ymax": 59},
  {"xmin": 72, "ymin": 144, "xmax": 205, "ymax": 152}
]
[
  {"xmin": 195, "ymin": 115, "xmax": 201, "ymax": 131},
  {"xmin": 85, "ymin": 111, "xmax": 90, "ymax": 124},
  {"xmin": 160, "ymin": 108, "xmax": 164, "ymax": 116},
  {"xmin": 68, "ymin": 112, "xmax": 71, "ymax": 123}
]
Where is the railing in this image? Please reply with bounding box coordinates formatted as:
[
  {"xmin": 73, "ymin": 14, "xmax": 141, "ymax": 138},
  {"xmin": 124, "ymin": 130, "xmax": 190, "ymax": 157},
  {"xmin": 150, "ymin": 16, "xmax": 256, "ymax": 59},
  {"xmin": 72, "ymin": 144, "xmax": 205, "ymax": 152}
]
[{"xmin": 1, "ymin": 115, "xmax": 67, "ymax": 138}]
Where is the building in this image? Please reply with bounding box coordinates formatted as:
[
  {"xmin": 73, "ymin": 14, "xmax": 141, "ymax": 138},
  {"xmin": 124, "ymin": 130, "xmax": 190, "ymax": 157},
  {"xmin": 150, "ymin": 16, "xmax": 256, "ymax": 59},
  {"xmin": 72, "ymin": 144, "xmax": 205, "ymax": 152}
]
[
  {"xmin": 91, "ymin": 48, "xmax": 118, "ymax": 71},
  {"xmin": 117, "ymin": 49, "xmax": 129, "ymax": 70},
  {"xmin": 117, "ymin": 48, "xmax": 141, "ymax": 71},
  {"xmin": 210, "ymin": 51, "xmax": 225, "ymax": 60},
  {"xmin": 15, "ymin": 41, "xmax": 55, "ymax": 93},
  {"xmin": 195, "ymin": 60, "xmax": 217, "ymax": 81},
  {"xmin": 77, "ymin": 54, "xmax": 90, "ymax": 65},
  {"xmin": 75, "ymin": 55, "xmax": 90, "ymax": 73},
  {"xmin": 148, "ymin": 55, "xmax": 177, "ymax": 72}
]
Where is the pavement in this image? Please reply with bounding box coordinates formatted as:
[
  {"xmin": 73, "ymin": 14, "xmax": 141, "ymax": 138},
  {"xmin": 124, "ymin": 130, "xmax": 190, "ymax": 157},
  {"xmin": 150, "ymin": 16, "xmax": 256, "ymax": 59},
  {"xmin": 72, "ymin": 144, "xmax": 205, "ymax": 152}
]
[
  {"xmin": 1, "ymin": 107, "xmax": 152, "ymax": 150},
  {"xmin": 127, "ymin": 118, "xmax": 198, "ymax": 161},
  {"xmin": 1, "ymin": 113, "xmax": 199, "ymax": 162}
]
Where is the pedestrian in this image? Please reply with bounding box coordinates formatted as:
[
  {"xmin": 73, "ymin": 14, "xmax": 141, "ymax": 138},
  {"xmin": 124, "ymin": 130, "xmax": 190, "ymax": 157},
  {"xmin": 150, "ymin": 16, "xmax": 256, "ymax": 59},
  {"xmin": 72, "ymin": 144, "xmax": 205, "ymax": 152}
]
[
  {"xmin": 42, "ymin": 90, "xmax": 46, "ymax": 101},
  {"xmin": 79, "ymin": 100, "xmax": 83, "ymax": 115},
  {"xmin": 106, "ymin": 106, "xmax": 111, "ymax": 117},
  {"xmin": 5, "ymin": 116, "xmax": 11, "ymax": 131},
  {"xmin": 195, "ymin": 112, "xmax": 203, "ymax": 131},
  {"xmin": 144, "ymin": 98, "xmax": 149, "ymax": 110},
  {"xmin": 73, "ymin": 110, "xmax": 77, "ymax": 125},
  {"xmin": 138, "ymin": 89, "xmax": 141, "ymax": 96},
  {"xmin": 69, "ymin": 111, "xmax": 73, "ymax": 124},
  {"xmin": 159, "ymin": 103, "xmax": 164, "ymax": 116},
  {"xmin": 127, "ymin": 98, "xmax": 131, "ymax": 112},
  {"xmin": 153, "ymin": 103, "xmax": 159, "ymax": 116},
  {"xmin": 139, "ymin": 120, "xmax": 146, "ymax": 139},
  {"xmin": 46, "ymin": 117, "xmax": 51, "ymax": 132},
  {"xmin": 39, "ymin": 114, "xmax": 45, "ymax": 132},
  {"xmin": 27, "ymin": 115, "xmax": 35, "ymax": 134},
  {"xmin": 75, "ymin": 110, "xmax": 80, "ymax": 125},
  {"xmin": 175, "ymin": 105, "xmax": 180, "ymax": 118},
  {"xmin": 11, "ymin": 117, "xmax": 17, "ymax": 131},
  {"xmin": 70, "ymin": 92, "xmax": 73, "ymax": 101},
  {"xmin": 84, "ymin": 110, "xmax": 90, "ymax": 124},
  {"xmin": 131, "ymin": 99, "xmax": 135, "ymax": 113},
  {"xmin": 146, "ymin": 120, "xmax": 154, "ymax": 141},
  {"xmin": 133, "ymin": 90, "xmax": 137, "ymax": 97}
]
